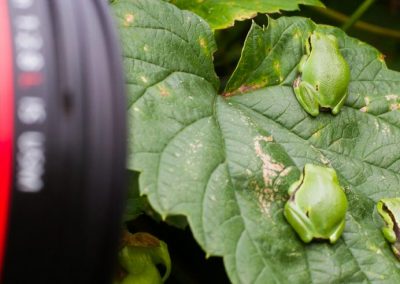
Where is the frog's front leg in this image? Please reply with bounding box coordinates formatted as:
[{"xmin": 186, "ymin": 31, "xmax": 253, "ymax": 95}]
[
  {"xmin": 284, "ymin": 202, "xmax": 315, "ymax": 243},
  {"xmin": 293, "ymin": 81, "xmax": 320, "ymax": 117},
  {"xmin": 297, "ymin": 55, "xmax": 308, "ymax": 73},
  {"xmin": 332, "ymin": 91, "xmax": 348, "ymax": 115},
  {"xmin": 328, "ymin": 218, "xmax": 346, "ymax": 244}
]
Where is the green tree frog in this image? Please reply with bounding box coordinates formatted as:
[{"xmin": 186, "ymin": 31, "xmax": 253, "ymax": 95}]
[
  {"xmin": 118, "ymin": 232, "xmax": 171, "ymax": 284},
  {"xmin": 293, "ymin": 31, "xmax": 350, "ymax": 117},
  {"xmin": 377, "ymin": 198, "xmax": 400, "ymax": 259},
  {"xmin": 284, "ymin": 164, "xmax": 348, "ymax": 243}
]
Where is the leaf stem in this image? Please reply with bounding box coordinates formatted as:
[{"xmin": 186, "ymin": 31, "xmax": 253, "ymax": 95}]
[
  {"xmin": 310, "ymin": 6, "xmax": 400, "ymax": 40},
  {"xmin": 342, "ymin": 0, "xmax": 376, "ymax": 31}
]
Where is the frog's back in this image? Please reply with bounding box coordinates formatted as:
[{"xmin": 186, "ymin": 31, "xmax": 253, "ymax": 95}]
[
  {"xmin": 302, "ymin": 35, "xmax": 350, "ymax": 107},
  {"xmin": 297, "ymin": 165, "xmax": 347, "ymax": 233}
]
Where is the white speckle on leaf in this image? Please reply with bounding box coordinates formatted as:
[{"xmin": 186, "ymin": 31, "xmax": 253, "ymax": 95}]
[
  {"xmin": 189, "ymin": 141, "xmax": 203, "ymax": 153},
  {"xmin": 382, "ymin": 124, "xmax": 391, "ymax": 135},
  {"xmin": 320, "ymin": 155, "xmax": 330, "ymax": 165},
  {"xmin": 140, "ymin": 76, "xmax": 148, "ymax": 83},
  {"xmin": 385, "ymin": 94, "xmax": 398, "ymax": 101}
]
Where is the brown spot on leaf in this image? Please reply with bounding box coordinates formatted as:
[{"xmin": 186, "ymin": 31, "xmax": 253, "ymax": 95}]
[{"xmin": 223, "ymin": 83, "xmax": 266, "ymax": 97}]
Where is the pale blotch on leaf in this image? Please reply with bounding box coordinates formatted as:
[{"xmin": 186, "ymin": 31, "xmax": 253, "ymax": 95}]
[
  {"xmin": 385, "ymin": 94, "xmax": 398, "ymax": 101},
  {"xmin": 320, "ymin": 155, "xmax": 330, "ymax": 165},
  {"xmin": 293, "ymin": 29, "xmax": 301, "ymax": 39},
  {"xmin": 140, "ymin": 76, "xmax": 148, "ymax": 83},
  {"xmin": 198, "ymin": 37, "xmax": 207, "ymax": 51},
  {"xmin": 124, "ymin": 13, "xmax": 134, "ymax": 26},
  {"xmin": 189, "ymin": 140, "xmax": 203, "ymax": 153},
  {"xmin": 253, "ymin": 135, "xmax": 287, "ymax": 216},
  {"xmin": 360, "ymin": 106, "xmax": 368, "ymax": 112},
  {"xmin": 390, "ymin": 103, "xmax": 400, "ymax": 111},
  {"xmin": 311, "ymin": 130, "xmax": 321, "ymax": 139},
  {"xmin": 158, "ymin": 85, "xmax": 170, "ymax": 97},
  {"xmin": 273, "ymin": 61, "xmax": 281, "ymax": 79},
  {"xmin": 381, "ymin": 124, "xmax": 391, "ymax": 135},
  {"xmin": 143, "ymin": 45, "xmax": 149, "ymax": 52},
  {"xmin": 253, "ymin": 135, "xmax": 284, "ymax": 189},
  {"xmin": 364, "ymin": 96, "xmax": 371, "ymax": 106}
]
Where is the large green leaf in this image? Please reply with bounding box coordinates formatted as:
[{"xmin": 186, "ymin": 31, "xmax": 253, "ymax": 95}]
[
  {"xmin": 168, "ymin": 0, "xmax": 324, "ymax": 30},
  {"xmin": 112, "ymin": 0, "xmax": 400, "ymax": 282}
]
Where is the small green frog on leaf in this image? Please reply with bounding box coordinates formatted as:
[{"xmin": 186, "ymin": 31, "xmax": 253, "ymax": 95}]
[
  {"xmin": 284, "ymin": 164, "xmax": 348, "ymax": 243},
  {"xmin": 377, "ymin": 198, "xmax": 400, "ymax": 259},
  {"xmin": 293, "ymin": 30, "xmax": 350, "ymax": 117},
  {"xmin": 116, "ymin": 231, "xmax": 171, "ymax": 284}
]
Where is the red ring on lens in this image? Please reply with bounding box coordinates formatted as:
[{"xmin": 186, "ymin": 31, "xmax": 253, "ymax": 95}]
[{"xmin": 0, "ymin": 0, "xmax": 14, "ymax": 273}]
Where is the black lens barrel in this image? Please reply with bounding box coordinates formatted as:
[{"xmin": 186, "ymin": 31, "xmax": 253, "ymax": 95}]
[{"xmin": 2, "ymin": 0, "xmax": 126, "ymax": 283}]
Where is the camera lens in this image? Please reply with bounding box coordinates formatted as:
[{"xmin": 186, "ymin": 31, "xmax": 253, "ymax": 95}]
[{"xmin": 0, "ymin": 0, "xmax": 126, "ymax": 283}]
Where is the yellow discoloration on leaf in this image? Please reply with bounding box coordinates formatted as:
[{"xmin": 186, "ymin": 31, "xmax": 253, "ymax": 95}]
[
  {"xmin": 364, "ymin": 96, "xmax": 371, "ymax": 105},
  {"xmin": 199, "ymin": 37, "xmax": 207, "ymax": 49},
  {"xmin": 143, "ymin": 45, "xmax": 149, "ymax": 52},
  {"xmin": 378, "ymin": 53, "xmax": 386, "ymax": 63},
  {"xmin": 293, "ymin": 29, "xmax": 301, "ymax": 39},
  {"xmin": 273, "ymin": 61, "xmax": 281, "ymax": 76},
  {"xmin": 360, "ymin": 106, "xmax": 368, "ymax": 112}
]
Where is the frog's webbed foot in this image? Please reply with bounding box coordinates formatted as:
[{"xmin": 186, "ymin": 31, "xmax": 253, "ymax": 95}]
[
  {"xmin": 293, "ymin": 81, "xmax": 319, "ymax": 117},
  {"xmin": 284, "ymin": 202, "xmax": 315, "ymax": 243}
]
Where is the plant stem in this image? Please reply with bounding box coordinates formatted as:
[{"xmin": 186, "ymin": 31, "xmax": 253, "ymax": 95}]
[
  {"xmin": 311, "ymin": 7, "xmax": 400, "ymax": 40},
  {"xmin": 342, "ymin": 0, "xmax": 376, "ymax": 31}
]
